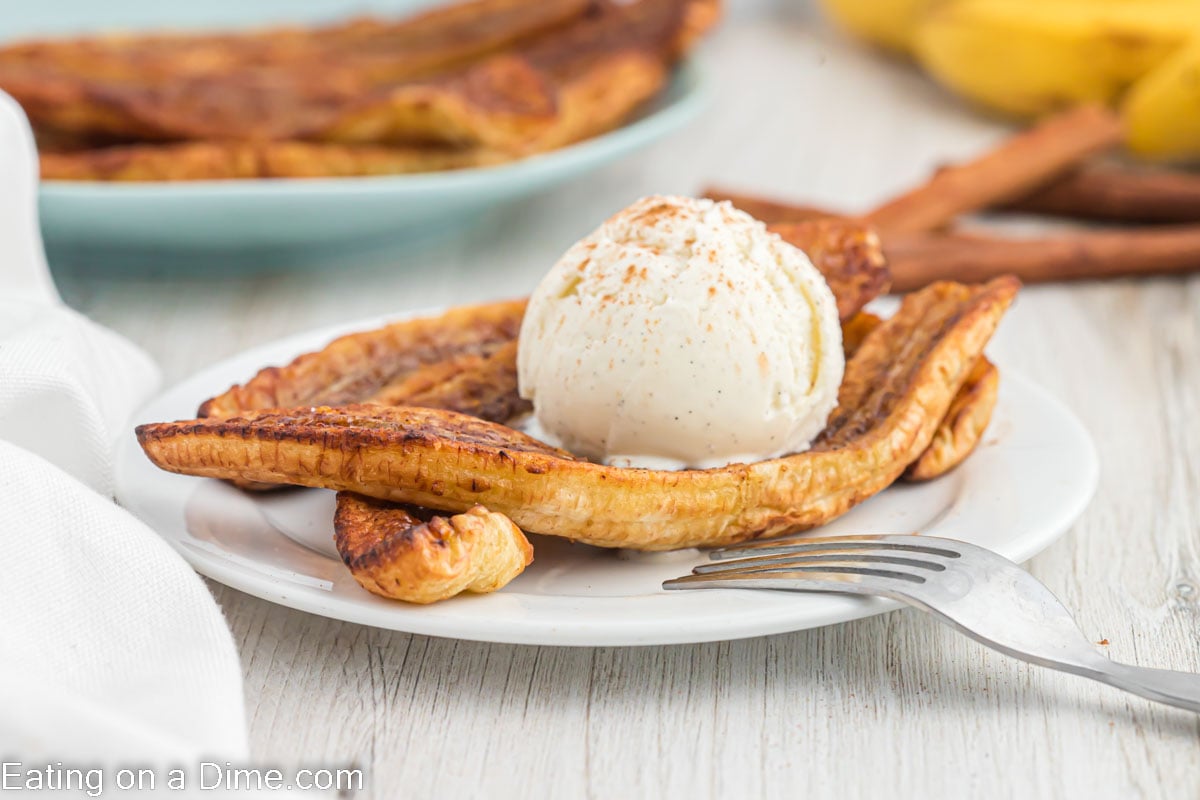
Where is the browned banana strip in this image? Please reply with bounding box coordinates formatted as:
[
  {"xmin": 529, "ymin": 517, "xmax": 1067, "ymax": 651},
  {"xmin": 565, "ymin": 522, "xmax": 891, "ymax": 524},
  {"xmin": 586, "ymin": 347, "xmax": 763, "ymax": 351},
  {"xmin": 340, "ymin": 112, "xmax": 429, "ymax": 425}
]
[
  {"xmin": 334, "ymin": 495, "xmax": 532, "ymax": 603},
  {"xmin": 0, "ymin": 0, "xmax": 592, "ymax": 142},
  {"xmin": 839, "ymin": 311, "xmax": 881, "ymax": 358},
  {"xmin": 137, "ymin": 277, "xmax": 1019, "ymax": 550},
  {"xmin": 843, "ymin": 312, "xmax": 999, "ymax": 481},
  {"xmin": 197, "ymin": 299, "xmax": 526, "ymax": 419},
  {"xmin": 769, "ymin": 219, "xmax": 890, "ymax": 322},
  {"xmin": 320, "ymin": 0, "xmax": 694, "ymax": 150},
  {"xmin": 38, "ymin": 139, "xmax": 506, "ymax": 181},
  {"xmin": 397, "ymin": 340, "xmax": 529, "ymax": 422},
  {"xmin": 904, "ymin": 358, "xmax": 1000, "ymax": 482}
]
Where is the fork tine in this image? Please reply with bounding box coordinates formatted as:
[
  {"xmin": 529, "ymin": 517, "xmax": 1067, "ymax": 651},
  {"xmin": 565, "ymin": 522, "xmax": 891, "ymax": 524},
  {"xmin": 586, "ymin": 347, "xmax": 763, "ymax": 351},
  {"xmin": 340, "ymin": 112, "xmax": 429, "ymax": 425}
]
[
  {"xmin": 686, "ymin": 562, "xmax": 928, "ymax": 584},
  {"xmin": 710, "ymin": 535, "xmax": 963, "ymax": 561},
  {"xmin": 692, "ymin": 551, "xmax": 947, "ymax": 575},
  {"xmin": 662, "ymin": 564, "xmax": 925, "ymax": 595}
]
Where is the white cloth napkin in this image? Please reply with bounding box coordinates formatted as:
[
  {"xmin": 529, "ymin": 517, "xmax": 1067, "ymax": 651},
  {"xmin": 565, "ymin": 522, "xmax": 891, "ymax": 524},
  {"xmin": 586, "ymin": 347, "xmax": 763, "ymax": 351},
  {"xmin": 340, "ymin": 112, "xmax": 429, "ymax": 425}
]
[{"xmin": 0, "ymin": 93, "xmax": 249, "ymax": 769}]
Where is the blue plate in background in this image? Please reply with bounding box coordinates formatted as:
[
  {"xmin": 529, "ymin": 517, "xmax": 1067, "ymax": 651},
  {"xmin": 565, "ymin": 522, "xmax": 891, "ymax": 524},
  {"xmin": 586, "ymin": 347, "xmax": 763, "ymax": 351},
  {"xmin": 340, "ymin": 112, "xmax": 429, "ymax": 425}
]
[
  {"xmin": 4, "ymin": 2, "xmax": 706, "ymax": 269},
  {"xmin": 38, "ymin": 63, "xmax": 704, "ymax": 269}
]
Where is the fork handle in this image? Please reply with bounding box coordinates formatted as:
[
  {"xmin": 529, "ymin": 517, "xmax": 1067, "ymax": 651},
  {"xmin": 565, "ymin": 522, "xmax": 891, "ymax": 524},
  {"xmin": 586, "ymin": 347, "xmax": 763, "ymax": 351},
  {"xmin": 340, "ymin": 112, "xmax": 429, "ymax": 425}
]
[
  {"xmin": 1087, "ymin": 662, "xmax": 1200, "ymax": 713},
  {"xmin": 927, "ymin": 613, "xmax": 1200, "ymax": 713}
]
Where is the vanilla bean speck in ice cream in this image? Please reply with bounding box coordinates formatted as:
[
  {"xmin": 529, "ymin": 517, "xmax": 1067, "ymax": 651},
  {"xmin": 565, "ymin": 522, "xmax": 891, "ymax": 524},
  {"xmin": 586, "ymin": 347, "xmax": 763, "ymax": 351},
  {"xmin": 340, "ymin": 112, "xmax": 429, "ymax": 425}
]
[{"xmin": 517, "ymin": 195, "xmax": 844, "ymax": 470}]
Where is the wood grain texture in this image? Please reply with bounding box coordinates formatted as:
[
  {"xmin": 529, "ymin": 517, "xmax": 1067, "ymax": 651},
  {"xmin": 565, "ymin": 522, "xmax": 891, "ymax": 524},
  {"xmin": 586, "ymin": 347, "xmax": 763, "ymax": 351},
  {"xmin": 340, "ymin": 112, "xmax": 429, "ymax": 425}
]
[{"xmin": 57, "ymin": 8, "xmax": 1200, "ymax": 799}]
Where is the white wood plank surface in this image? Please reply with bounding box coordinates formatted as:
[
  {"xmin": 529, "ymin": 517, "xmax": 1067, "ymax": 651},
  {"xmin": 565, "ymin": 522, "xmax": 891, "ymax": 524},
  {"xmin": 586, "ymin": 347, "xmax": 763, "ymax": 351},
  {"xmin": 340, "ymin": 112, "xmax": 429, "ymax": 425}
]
[{"xmin": 54, "ymin": 9, "xmax": 1200, "ymax": 799}]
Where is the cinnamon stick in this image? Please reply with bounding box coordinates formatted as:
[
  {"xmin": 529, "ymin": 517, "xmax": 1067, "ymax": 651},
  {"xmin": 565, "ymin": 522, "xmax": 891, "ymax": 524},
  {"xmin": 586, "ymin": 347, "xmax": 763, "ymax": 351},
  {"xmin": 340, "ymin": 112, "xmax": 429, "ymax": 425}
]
[
  {"xmin": 712, "ymin": 161, "xmax": 1200, "ymax": 227},
  {"xmin": 1000, "ymin": 164, "xmax": 1200, "ymax": 224},
  {"xmin": 886, "ymin": 225, "xmax": 1200, "ymax": 292},
  {"xmin": 866, "ymin": 105, "xmax": 1124, "ymax": 235}
]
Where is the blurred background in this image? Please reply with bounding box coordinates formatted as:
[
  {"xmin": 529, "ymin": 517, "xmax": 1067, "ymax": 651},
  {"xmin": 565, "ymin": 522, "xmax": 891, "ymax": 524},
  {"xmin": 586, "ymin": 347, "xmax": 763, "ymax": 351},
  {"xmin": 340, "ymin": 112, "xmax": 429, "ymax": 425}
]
[{"xmin": 1, "ymin": 0, "xmax": 1196, "ymax": 353}]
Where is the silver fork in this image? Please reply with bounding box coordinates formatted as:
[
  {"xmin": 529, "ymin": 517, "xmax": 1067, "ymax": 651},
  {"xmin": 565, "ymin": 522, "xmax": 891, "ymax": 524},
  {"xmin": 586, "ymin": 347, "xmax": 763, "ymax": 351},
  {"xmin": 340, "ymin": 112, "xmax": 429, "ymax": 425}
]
[{"xmin": 663, "ymin": 534, "xmax": 1200, "ymax": 713}]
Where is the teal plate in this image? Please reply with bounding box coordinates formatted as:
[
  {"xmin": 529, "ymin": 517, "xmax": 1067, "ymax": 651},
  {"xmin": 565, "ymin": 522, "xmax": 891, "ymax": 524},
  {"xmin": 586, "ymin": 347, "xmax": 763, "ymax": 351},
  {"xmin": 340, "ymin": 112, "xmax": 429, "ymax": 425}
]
[
  {"xmin": 36, "ymin": 61, "xmax": 704, "ymax": 270},
  {"xmin": 4, "ymin": 1, "xmax": 705, "ymax": 269}
]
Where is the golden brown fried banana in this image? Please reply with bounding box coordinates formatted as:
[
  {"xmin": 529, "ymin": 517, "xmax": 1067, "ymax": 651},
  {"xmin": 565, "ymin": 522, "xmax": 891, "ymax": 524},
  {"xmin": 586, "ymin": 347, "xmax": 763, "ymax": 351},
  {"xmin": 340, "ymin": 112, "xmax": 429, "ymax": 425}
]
[
  {"xmin": 198, "ymin": 299, "xmax": 525, "ymax": 419},
  {"xmin": 0, "ymin": 0, "xmax": 590, "ymax": 84},
  {"xmin": 770, "ymin": 219, "xmax": 891, "ymax": 322},
  {"xmin": 839, "ymin": 311, "xmax": 881, "ymax": 358},
  {"xmin": 136, "ymin": 277, "xmax": 1020, "ymax": 550},
  {"xmin": 904, "ymin": 357, "xmax": 1000, "ymax": 482},
  {"xmin": 38, "ymin": 140, "xmax": 506, "ymax": 181},
  {"xmin": 39, "ymin": 141, "xmax": 260, "ymax": 181},
  {"xmin": 9, "ymin": 0, "xmax": 704, "ymax": 161},
  {"xmin": 844, "ymin": 311, "xmax": 999, "ymax": 482},
  {"xmin": 0, "ymin": 0, "xmax": 592, "ymax": 142},
  {"xmin": 396, "ymin": 340, "xmax": 529, "ymax": 422},
  {"xmin": 258, "ymin": 141, "xmax": 506, "ymax": 178},
  {"xmin": 315, "ymin": 54, "xmax": 558, "ymax": 149},
  {"xmin": 501, "ymin": 0, "xmax": 693, "ymax": 152},
  {"xmin": 334, "ymin": 495, "xmax": 532, "ymax": 603}
]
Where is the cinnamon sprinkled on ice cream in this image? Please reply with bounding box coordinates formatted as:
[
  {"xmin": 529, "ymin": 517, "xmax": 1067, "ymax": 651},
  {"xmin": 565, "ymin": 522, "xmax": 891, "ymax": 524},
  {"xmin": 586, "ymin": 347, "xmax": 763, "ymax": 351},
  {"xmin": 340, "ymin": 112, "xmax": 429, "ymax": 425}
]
[{"xmin": 518, "ymin": 195, "xmax": 844, "ymax": 470}]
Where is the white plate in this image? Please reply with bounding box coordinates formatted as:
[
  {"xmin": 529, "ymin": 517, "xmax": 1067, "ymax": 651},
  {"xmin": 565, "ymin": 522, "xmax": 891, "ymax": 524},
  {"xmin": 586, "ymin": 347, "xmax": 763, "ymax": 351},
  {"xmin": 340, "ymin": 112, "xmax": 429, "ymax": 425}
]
[{"xmin": 114, "ymin": 312, "xmax": 1099, "ymax": 646}]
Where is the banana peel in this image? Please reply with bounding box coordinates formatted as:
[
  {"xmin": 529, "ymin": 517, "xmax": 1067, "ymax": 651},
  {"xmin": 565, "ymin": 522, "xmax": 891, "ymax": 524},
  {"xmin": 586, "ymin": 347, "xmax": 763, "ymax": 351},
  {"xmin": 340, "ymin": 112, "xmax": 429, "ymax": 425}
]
[
  {"xmin": 913, "ymin": 1, "xmax": 1196, "ymax": 118},
  {"xmin": 1124, "ymin": 35, "xmax": 1200, "ymax": 161}
]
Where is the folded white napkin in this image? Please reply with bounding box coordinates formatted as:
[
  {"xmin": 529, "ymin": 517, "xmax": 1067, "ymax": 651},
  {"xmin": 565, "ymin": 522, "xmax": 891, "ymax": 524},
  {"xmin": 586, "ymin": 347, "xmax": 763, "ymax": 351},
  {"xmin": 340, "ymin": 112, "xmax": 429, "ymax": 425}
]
[{"xmin": 0, "ymin": 93, "xmax": 249, "ymax": 767}]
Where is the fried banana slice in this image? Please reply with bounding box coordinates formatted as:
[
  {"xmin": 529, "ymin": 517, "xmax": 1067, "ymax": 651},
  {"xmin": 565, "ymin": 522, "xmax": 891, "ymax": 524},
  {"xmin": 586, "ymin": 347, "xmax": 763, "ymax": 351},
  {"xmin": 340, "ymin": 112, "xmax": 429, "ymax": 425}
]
[
  {"xmin": 769, "ymin": 219, "xmax": 890, "ymax": 321},
  {"xmin": 319, "ymin": 0, "xmax": 705, "ymax": 150},
  {"xmin": 9, "ymin": 0, "xmax": 702, "ymax": 159},
  {"xmin": 32, "ymin": 43, "xmax": 663, "ymax": 181},
  {"xmin": 839, "ymin": 310, "xmax": 881, "ymax": 358},
  {"xmin": 226, "ymin": 337, "xmax": 526, "ymax": 493},
  {"xmin": 137, "ymin": 277, "xmax": 1019, "ymax": 550},
  {"xmin": 198, "ymin": 299, "xmax": 525, "ymax": 419},
  {"xmin": 0, "ymin": 0, "xmax": 592, "ymax": 141},
  {"xmin": 334, "ymin": 495, "xmax": 532, "ymax": 603},
  {"xmin": 0, "ymin": 0, "xmax": 590, "ymax": 84},
  {"xmin": 38, "ymin": 139, "xmax": 506, "ymax": 181},
  {"xmin": 255, "ymin": 141, "xmax": 505, "ymax": 179},
  {"xmin": 843, "ymin": 312, "xmax": 999, "ymax": 482},
  {"xmin": 314, "ymin": 54, "xmax": 558, "ymax": 149},
  {"xmin": 395, "ymin": 340, "xmax": 529, "ymax": 422},
  {"xmin": 904, "ymin": 357, "xmax": 1000, "ymax": 482},
  {"xmin": 40, "ymin": 141, "xmax": 261, "ymax": 181}
]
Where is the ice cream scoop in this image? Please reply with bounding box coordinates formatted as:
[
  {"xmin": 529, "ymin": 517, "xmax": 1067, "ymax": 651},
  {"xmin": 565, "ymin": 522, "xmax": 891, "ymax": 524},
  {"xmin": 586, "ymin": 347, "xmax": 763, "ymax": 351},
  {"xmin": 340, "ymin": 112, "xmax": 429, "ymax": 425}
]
[{"xmin": 517, "ymin": 195, "xmax": 844, "ymax": 469}]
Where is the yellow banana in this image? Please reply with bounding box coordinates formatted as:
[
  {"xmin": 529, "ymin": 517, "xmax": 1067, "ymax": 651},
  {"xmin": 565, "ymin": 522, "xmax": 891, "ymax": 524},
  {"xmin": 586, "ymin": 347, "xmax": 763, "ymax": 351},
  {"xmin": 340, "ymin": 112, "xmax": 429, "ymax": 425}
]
[
  {"xmin": 914, "ymin": 1, "xmax": 1198, "ymax": 118},
  {"xmin": 1124, "ymin": 36, "xmax": 1200, "ymax": 161},
  {"xmin": 816, "ymin": 0, "xmax": 948, "ymax": 54}
]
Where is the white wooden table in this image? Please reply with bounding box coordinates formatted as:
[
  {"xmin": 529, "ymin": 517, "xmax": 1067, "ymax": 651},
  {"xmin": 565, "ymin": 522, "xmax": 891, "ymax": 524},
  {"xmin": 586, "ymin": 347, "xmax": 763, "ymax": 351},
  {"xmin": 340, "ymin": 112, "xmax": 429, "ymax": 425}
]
[{"xmin": 55, "ymin": 9, "xmax": 1200, "ymax": 798}]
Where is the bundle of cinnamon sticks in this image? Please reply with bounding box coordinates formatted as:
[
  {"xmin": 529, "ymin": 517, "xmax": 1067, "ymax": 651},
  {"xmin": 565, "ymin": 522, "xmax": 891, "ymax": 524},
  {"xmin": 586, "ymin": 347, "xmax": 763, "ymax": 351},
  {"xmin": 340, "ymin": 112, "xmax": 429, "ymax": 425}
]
[{"xmin": 706, "ymin": 106, "xmax": 1200, "ymax": 292}]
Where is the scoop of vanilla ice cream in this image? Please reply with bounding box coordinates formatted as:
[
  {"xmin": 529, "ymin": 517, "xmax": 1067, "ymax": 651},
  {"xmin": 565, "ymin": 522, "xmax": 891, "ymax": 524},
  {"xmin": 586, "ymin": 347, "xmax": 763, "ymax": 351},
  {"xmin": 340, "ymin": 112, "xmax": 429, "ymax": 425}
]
[{"xmin": 517, "ymin": 195, "xmax": 844, "ymax": 469}]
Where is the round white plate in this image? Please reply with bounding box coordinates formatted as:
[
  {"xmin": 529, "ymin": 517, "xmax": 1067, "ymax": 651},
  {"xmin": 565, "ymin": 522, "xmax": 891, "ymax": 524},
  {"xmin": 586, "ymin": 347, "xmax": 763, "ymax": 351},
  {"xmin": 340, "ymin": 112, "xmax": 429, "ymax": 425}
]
[{"xmin": 114, "ymin": 312, "xmax": 1099, "ymax": 647}]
